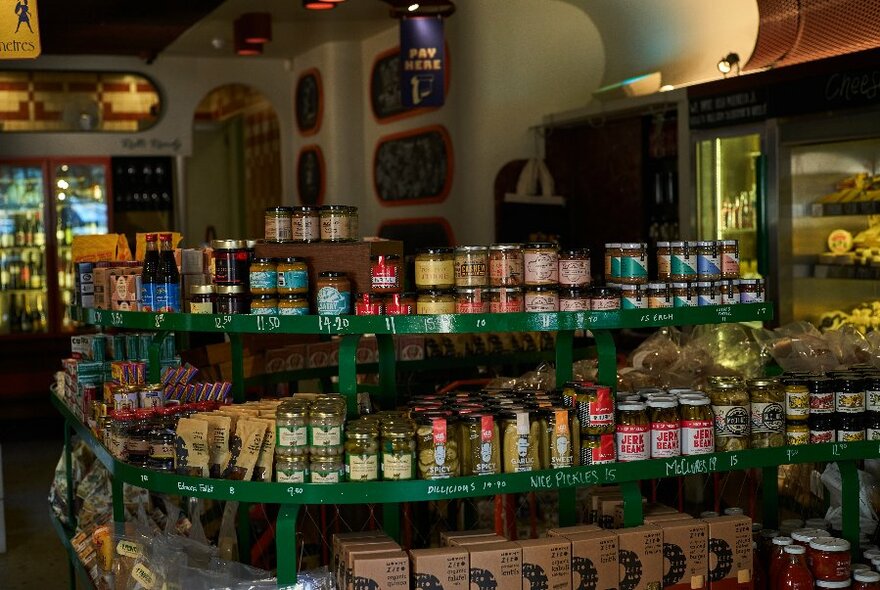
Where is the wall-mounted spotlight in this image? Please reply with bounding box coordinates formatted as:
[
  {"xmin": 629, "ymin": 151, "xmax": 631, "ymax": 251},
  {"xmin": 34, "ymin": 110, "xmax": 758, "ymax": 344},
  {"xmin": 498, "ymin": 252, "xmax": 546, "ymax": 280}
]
[{"xmin": 717, "ymin": 52, "xmax": 740, "ymax": 76}]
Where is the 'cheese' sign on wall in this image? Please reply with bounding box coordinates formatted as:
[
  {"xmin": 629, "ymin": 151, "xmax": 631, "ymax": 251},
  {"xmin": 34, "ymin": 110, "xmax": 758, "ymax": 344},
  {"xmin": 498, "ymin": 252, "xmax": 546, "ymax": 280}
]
[
  {"xmin": 0, "ymin": 0, "xmax": 40, "ymax": 59},
  {"xmin": 399, "ymin": 16, "xmax": 445, "ymax": 109}
]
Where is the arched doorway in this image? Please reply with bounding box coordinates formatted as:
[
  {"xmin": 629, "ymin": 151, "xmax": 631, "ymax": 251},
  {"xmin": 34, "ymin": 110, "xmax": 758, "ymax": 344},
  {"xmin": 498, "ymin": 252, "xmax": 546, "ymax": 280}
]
[{"xmin": 186, "ymin": 84, "xmax": 282, "ymax": 244}]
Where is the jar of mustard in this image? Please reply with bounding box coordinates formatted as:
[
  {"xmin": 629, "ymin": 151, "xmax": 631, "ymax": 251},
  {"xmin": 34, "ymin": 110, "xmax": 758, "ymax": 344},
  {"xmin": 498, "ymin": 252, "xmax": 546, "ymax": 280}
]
[
  {"xmin": 489, "ymin": 244, "xmax": 523, "ymax": 287},
  {"xmin": 415, "ymin": 247, "xmax": 455, "ymax": 290},
  {"xmin": 523, "ymin": 242, "xmax": 559, "ymax": 286},
  {"xmin": 279, "ymin": 294, "xmax": 309, "ymax": 315},
  {"xmin": 462, "ymin": 413, "xmax": 500, "ymax": 476},
  {"xmin": 250, "ymin": 258, "xmax": 278, "ymax": 295},
  {"xmin": 319, "ymin": 205, "xmax": 351, "ymax": 242},
  {"xmin": 315, "ymin": 272, "xmax": 351, "ymax": 315},
  {"xmin": 417, "ymin": 290, "xmax": 455, "ymax": 314},
  {"xmin": 345, "ymin": 422, "xmax": 379, "ymax": 481},
  {"xmin": 292, "ymin": 206, "xmax": 320, "ymax": 242},
  {"xmin": 277, "ymin": 257, "xmax": 308, "ymax": 294},
  {"xmin": 251, "ymin": 294, "xmax": 278, "ymax": 315},
  {"xmin": 265, "ymin": 207, "xmax": 293, "ymax": 242},
  {"xmin": 454, "ymin": 246, "xmax": 489, "ymax": 287},
  {"xmin": 381, "ymin": 419, "xmax": 416, "ymax": 480},
  {"xmin": 558, "ymin": 248, "xmax": 591, "ymax": 287}
]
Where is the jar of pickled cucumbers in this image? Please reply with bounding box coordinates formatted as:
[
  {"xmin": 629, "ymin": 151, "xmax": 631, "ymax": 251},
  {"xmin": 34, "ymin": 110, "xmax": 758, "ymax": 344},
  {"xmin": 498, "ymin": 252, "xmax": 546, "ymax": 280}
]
[
  {"xmin": 344, "ymin": 421, "xmax": 379, "ymax": 481},
  {"xmin": 748, "ymin": 378, "xmax": 785, "ymax": 448},
  {"xmin": 708, "ymin": 376, "xmax": 751, "ymax": 451},
  {"xmin": 416, "ymin": 414, "xmax": 460, "ymax": 479},
  {"xmin": 462, "ymin": 413, "xmax": 500, "ymax": 476},
  {"xmin": 380, "ymin": 419, "xmax": 416, "ymax": 481},
  {"xmin": 500, "ymin": 410, "xmax": 542, "ymax": 473}
]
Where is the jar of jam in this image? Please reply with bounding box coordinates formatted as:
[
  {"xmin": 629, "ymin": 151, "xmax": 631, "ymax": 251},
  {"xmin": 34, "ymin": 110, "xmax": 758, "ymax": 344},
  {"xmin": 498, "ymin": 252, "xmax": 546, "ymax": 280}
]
[
  {"xmin": 787, "ymin": 422, "xmax": 809, "ymax": 446},
  {"xmin": 215, "ymin": 285, "xmax": 250, "ymax": 314},
  {"xmin": 251, "ymin": 294, "xmax": 278, "ymax": 315},
  {"xmin": 618, "ymin": 242, "xmax": 648, "ymax": 284},
  {"xmin": 489, "ymin": 244, "xmax": 523, "ymax": 287},
  {"xmin": 250, "ymin": 258, "xmax": 277, "ymax": 295},
  {"xmin": 646, "ymin": 282, "xmax": 672, "ymax": 308},
  {"xmin": 809, "ymin": 537, "xmax": 851, "ymax": 582},
  {"xmin": 867, "ymin": 377, "xmax": 880, "ymax": 413},
  {"xmin": 417, "ymin": 290, "xmax": 455, "ymax": 314},
  {"xmin": 319, "ymin": 205, "xmax": 352, "ymax": 242},
  {"xmin": 807, "ymin": 377, "xmax": 834, "ymax": 415},
  {"xmin": 488, "ymin": 287, "xmax": 524, "ymax": 313},
  {"xmin": 672, "ymin": 282, "xmax": 697, "ymax": 307},
  {"xmin": 189, "ymin": 285, "xmax": 214, "ymax": 314},
  {"xmin": 590, "ymin": 286, "xmax": 620, "ymax": 311},
  {"xmin": 717, "ymin": 279, "xmax": 740, "ymax": 305},
  {"xmin": 854, "ymin": 571, "xmax": 880, "ymax": 590},
  {"xmin": 558, "ymin": 248, "xmax": 591, "ymax": 287},
  {"xmin": 344, "ymin": 422, "xmax": 379, "ymax": 482},
  {"xmin": 315, "ymin": 272, "xmax": 351, "ymax": 315},
  {"xmin": 559, "ymin": 288, "xmax": 590, "ymax": 311},
  {"xmin": 277, "ymin": 257, "xmax": 308, "ymax": 295},
  {"xmin": 265, "ymin": 207, "xmax": 293, "ymax": 242},
  {"xmin": 770, "ymin": 536, "xmax": 794, "ymax": 588},
  {"xmin": 454, "ymin": 246, "xmax": 489, "ymax": 287},
  {"xmin": 291, "ymin": 206, "xmax": 320, "ymax": 242},
  {"xmin": 127, "ymin": 408, "xmax": 154, "ymax": 467},
  {"xmin": 696, "ymin": 241, "xmax": 722, "ymax": 280},
  {"xmin": 212, "ymin": 239, "xmax": 249, "ymax": 286},
  {"xmin": 456, "ymin": 287, "xmax": 487, "ymax": 314},
  {"xmin": 352, "ymin": 293, "xmax": 380, "ymax": 315},
  {"xmin": 370, "ymin": 255, "xmax": 402, "ymax": 293},
  {"xmin": 680, "ymin": 397, "xmax": 715, "ymax": 455},
  {"xmin": 604, "ymin": 243, "xmax": 621, "ymax": 281},
  {"xmin": 656, "ymin": 242, "xmax": 672, "ymax": 280},
  {"xmin": 648, "ymin": 399, "xmax": 680, "ymax": 458},
  {"xmin": 524, "ymin": 286, "xmax": 558, "ymax": 312},
  {"xmin": 384, "ymin": 292, "xmax": 415, "ymax": 315},
  {"xmin": 415, "ymin": 248, "xmax": 455, "ymax": 290},
  {"xmin": 276, "ymin": 449, "xmax": 309, "ymax": 483},
  {"xmin": 279, "ymin": 294, "xmax": 309, "ymax": 315},
  {"xmin": 695, "ymin": 281, "xmax": 720, "ymax": 306},
  {"xmin": 616, "ymin": 402, "xmax": 649, "ymax": 462},
  {"xmin": 523, "ymin": 242, "xmax": 559, "ymax": 286},
  {"xmin": 749, "ymin": 378, "xmax": 785, "ymax": 448},
  {"xmin": 721, "ymin": 240, "xmax": 740, "ymax": 278},
  {"xmin": 671, "ymin": 241, "xmax": 697, "ymax": 280},
  {"xmin": 836, "ymin": 414, "xmax": 864, "ymax": 442},
  {"xmin": 809, "ymin": 414, "xmax": 835, "ymax": 444},
  {"xmin": 620, "ymin": 284, "xmax": 646, "ymax": 309},
  {"xmin": 147, "ymin": 410, "xmax": 175, "ymax": 472},
  {"xmin": 740, "ymin": 278, "xmax": 765, "ymax": 303}
]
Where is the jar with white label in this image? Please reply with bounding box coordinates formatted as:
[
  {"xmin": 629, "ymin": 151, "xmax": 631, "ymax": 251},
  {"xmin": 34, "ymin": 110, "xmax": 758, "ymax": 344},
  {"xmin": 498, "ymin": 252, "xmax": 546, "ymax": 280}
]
[
  {"xmin": 680, "ymin": 397, "xmax": 715, "ymax": 455},
  {"xmin": 836, "ymin": 376, "xmax": 866, "ymax": 414},
  {"xmin": 672, "ymin": 282, "xmax": 697, "ymax": 307},
  {"xmin": 381, "ymin": 419, "xmax": 416, "ymax": 480},
  {"xmin": 616, "ymin": 402, "xmax": 649, "ymax": 462},
  {"xmin": 275, "ymin": 449, "xmax": 309, "ymax": 483},
  {"xmin": 646, "ymin": 282, "xmax": 672, "ymax": 308},
  {"xmin": 559, "ymin": 288, "xmax": 590, "ymax": 311},
  {"xmin": 276, "ymin": 400, "xmax": 309, "ymax": 454},
  {"xmin": 524, "ymin": 286, "xmax": 559, "ymax": 312},
  {"xmin": 648, "ymin": 399, "xmax": 680, "ymax": 458},
  {"xmin": 620, "ymin": 284, "xmax": 646, "ymax": 309},
  {"xmin": 748, "ymin": 378, "xmax": 785, "ymax": 448},
  {"xmin": 708, "ymin": 376, "xmax": 750, "ymax": 451},
  {"xmin": 721, "ymin": 240, "xmax": 740, "ymax": 278},
  {"xmin": 309, "ymin": 403, "xmax": 345, "ymax": 447},
  {"xmin": 558, "ymin": 248, "xmax": 591, "ymax": 287},
  {"xmin": 344, "ymin": 422, "xmax": 379, "ymax": 481},
  {"xmin": 604, "ymin": 243, "xmax": 621, "ymax": 282},
  {"xmin": 671, "ymin": 241, "xmax": 697, "ymax": 281},
  {"xmin": 590, "ymin": 286, "xmax": 620, "ymax": 311},
  {"xmin": 717, "ymin": 279, "xmax": 740, "ymax": 305},
  {"xmin": 522, "ymin": 242, "xmax": 559, "ymax": 286},
  {"xmin": 866, "ymin": 411, "xmax": 880, "ymax": 441},
  {"xmin": 310, "ymin": 455, "xmax": 344, "ymax": 484}
]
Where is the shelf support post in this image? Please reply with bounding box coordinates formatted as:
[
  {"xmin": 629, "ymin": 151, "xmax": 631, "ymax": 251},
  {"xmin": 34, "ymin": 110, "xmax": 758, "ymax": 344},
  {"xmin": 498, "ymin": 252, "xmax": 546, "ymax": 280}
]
[
  {"xmin": 237, "ymin": 501, "xmax": 252, "ymax": 565},
  {"xmin": 148, "ymin": 330, "xmax": 170, "ymax": 385},
  {"xmin": 761, "ymin": 466, "xmax": 778, "ymax": 529},
  {"xmin": 112, "ymin": 476, "xmax": 125, "ymax": 526},
  {"xmin": 338, "ymin": 334, "xmax": 361, "ymax": 417},
  {"xmin": 840, "ymin": 460, "xmax": 860, "ymax": 556},
  {"xmin": 229, "ymin": 333, "xmax": 246, "ymax": 403},
  {"xmin": 376, "ymin": 334, "xmax": 397, "ymax": 410},
  {"xmin": 621, "ymin": 480, "xmax": 644, "ymax": 528},
  {"xmin": 276, "ymin": 503, "xmax": 301, "ymax": 586},
  {"xmin": 592, "ymin": 330, "xmax": 617, "ymax": 388},
  {"xmin": 383, "ymin": 503, "xmax": 401, "ymax": 544},
  {"xmin": 63, "ymin": 419, "xmax": 77, "ymax": 531}
]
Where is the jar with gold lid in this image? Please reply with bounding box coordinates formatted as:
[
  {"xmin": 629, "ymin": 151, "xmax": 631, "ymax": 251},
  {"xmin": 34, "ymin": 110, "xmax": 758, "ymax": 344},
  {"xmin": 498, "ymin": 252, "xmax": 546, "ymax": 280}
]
[
  {"xmin": 319, "ymin": 205, "xmax": 352, "ymax": 242},
  {"xmin": 558, "ymin": 248, "xmax": 591, "ymax": 287},
  {"xmin": 189, "ymin": 285, "xmax": 214, "ymax": 314},
  {"xmin": 500, "ymin": 410, "xmax": 541, "ymax": 473},
  {"xmin": 279, "ymin": 294, "xmax": 309, "ymax": 315},
  {"xmin": 277, "ymin": 257, "xmax": 308, "ymax": 295},
  {"xmin": 276, "ymin": 400, "xmax": 309, "ymax": 454},
  {"xmin": 488, "ymin": 244, "xmax": 523, "ymax": 287},
  {"xmin": 264, "ymin": 207, "xmax": 293, "ymax": 242},
  {"xmin": 748, "ymin": 378, "xmax": 785, "ymax": 448},
  {"xmin": 417, "ymin": 290, "xmax": 455, "ymax": 314},
  {"xmin": 250, "ymin": 258, "xmax": 277, "ymax": 295},
  {"xmin": 310, "ymin": 455, "xmax": 344, "ymax": 484},
  {"xmin": 523, "ymin": 242, "xmax": 559, "ymax": 286},
  {"xmin": 344, "ymin": 421, "xmax": 379, "ymax": 481},
  {"xmin": 250, "ymin": 294, "xmax": 278, "ymax": 315},
  {"xmin": 275, "ymin": 450, "xmax": 309, "ymax": 483},
  {"xmin": 291, "ymin": 206, "xmax": 320, "ymax": 242},
  {"xmin": 381, "ymin": 419, "xmax": 416, "ymax": 480},
  {"xmin": 708, "ymin": 376, "xmax": 750, "ymax": 451},
  {"xmin": 454, "ymin": 246, "xmax": 489, "ymax": 287},
  {"xmin": 415, "ymin": 247, "xmax": 454, "ymax": 290}
]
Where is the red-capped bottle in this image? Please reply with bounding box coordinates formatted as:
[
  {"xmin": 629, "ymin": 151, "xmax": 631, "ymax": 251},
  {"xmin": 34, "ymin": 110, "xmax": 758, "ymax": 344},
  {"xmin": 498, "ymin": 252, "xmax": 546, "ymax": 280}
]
[{"xmin": 778, "ymin": 545, "xmax": 813, "ymax": 590}]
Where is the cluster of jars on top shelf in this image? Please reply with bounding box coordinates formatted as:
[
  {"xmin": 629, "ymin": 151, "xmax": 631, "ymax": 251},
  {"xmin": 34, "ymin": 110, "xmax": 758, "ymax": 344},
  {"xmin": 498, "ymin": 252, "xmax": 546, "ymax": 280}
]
[
  {"xmin": 604, "ymin": 240, "xmax": 765, "ymax": 309},
  {"xmin": 412, "ymin": 243, "xmax": 603, "ymax": 314},
  {"xmin": 264, "ymin": 205, "xmax": 359, "ymax": 243}
]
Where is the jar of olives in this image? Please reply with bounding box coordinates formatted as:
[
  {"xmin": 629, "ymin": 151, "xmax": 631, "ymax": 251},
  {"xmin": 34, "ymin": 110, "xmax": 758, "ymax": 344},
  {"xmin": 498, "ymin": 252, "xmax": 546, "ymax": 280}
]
[
  {"xmin": 380, "ymin": 419, "xmax": 416, "ymax": 480},
  {"xmin": 708, "ymin": 376, "xmax": 751, "ymax": 451},
  {"xmin": 462, "ymin": 413, "xmax": 500, "ymax": 476},
  {"xmin": 276, "ymin": 400, "xmax": 310, "ymax": 454},
  {"xmin": 416, "ymin": 415, "xmax": 460, "ymax": 479},
  {"xmin": 344, "ymin": 421, "xmax": 379, "ymax": 481},
  {"xmin": 275, "ymin": 448, "xmax": 309, "ymax": 483},
  {"xmin": 748, "ymin": 378, "xmax": 785, "ymax": 448}
]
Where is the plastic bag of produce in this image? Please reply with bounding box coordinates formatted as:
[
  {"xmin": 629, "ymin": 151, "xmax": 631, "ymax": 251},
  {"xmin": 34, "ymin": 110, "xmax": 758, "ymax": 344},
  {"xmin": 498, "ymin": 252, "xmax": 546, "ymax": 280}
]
[
  {"xmin": 763, "ymin": 321, "xmax": 839, "ymax": 373},
  {"xmin": 824, "ymin": 325, "xmax": 874, "ymax": 367},
  {"xmin": 820, "ymin": 462, "xmax": 878, "ymax": 536},
  {"xmin": 627, "ymin": 327, "xmax": 681, "ymax": 375},
  {"xmin": 217, "ymin": 501, "xmax": 239, "ymax": 562}
]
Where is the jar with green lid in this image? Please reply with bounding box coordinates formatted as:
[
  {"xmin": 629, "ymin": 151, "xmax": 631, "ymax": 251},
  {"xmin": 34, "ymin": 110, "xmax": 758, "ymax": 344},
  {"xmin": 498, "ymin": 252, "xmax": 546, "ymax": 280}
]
[
  {"xmin": 749, "ymin": 378, "xmax": 785, "ymax": 448},
  {"xmin": 381, "ymin": 419, "xmax": 416, "ymax": 480},
  {"xmin": 708, "ymin": 376, "xmax": 751, "ymax": 451},
  {"xmin": 309, "ymin": 403, "xmax": 345, "ymax": 447},
  {"xmin": 275, "ymin": 449, "xmax": 309, "ymax": 483},
  {"xmin": 189, "ymin": 284, "xmax": 214, "ymax": 314},
  {"xmin": 310, "ymin": 455, "xmax": 345, "ymax": 483},
  {"xmin": 250, "ymin": 258, "xmax": 277, "ymax": 295},
  {"xmin": 416, "ymin": 415, "xmax": 459, "ymax": 479},
  {"xmin": 461, "ymin": 413, "xmax": 500, "ymax": 475},
  {"xmin": 277, "ymin": 257, "xmax": 308, "ymax": 294},
  {"xmin": 250, "ymin": 294, "xmax": 278, "ymax": 315},
  {"xmin": 276, "ymin": 400, "xmax": 309, "ymax": 453},
  {"xmin": 545, "ymin": 408, "xmax": 573, "ymax": 469},
  {"xmin": 787, "ymin": 422, "xmax": 809, "ymax": 446},
  {"xmin": 279, "ymin": 294, "xmax": 309, "ymax": 315},
  {"xmin": 345, "ymin": 422, "xmax": 379, "ymax": 481},
  {"xmin": 500, "ymin": 410, "xmax": 541, "ymax": 473}
]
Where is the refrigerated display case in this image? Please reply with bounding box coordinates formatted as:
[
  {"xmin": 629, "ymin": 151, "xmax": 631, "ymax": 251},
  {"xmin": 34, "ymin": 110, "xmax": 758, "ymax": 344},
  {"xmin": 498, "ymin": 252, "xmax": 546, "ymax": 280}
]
[{"xmin": 695, "ymin": 129, "xmax": 765, "ymax": 278}]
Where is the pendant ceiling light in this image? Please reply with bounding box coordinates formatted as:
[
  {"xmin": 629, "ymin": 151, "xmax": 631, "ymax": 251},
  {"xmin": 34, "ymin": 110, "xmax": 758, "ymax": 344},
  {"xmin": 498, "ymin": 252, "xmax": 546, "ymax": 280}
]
[
  {"xmin": 238, "ymin": 12, "xmax": 272, "ymax": 43},
  {"xmin": 303, "ymin": 0, "xmax": 336, "ymax": 9},
  {"xmin": 234, "ymin": 16, "xmax": 263, "ymax": 55}
]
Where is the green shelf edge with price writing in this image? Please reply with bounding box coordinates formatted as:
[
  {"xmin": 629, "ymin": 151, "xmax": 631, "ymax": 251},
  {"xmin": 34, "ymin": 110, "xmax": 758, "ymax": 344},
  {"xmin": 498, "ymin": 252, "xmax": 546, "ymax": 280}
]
[{"xmin": 70, "ymin": 303, "xmax": 773, "ymax": 335}]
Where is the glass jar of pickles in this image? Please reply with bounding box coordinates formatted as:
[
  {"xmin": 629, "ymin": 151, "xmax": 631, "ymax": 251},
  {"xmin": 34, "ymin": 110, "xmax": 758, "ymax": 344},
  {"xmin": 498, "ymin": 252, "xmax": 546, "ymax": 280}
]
[
  {"xmin": 275, "ymin": 449, "xmax": 309, "ymax": 483},
  {"xmin": 276, "ymin": 400, "xmax": 309, "ymax": 453},
  {"xmin": 748, "ymin": 378, "xmax": 785, "ymax": 448},
  {"xmin": 708, "ymin": 376, "xmax": 751, "ymax": 451},
  {"xmin": 454, "ymin": 246, "xmax": 489, "ymax": 287},
  {"xmin": 462, "ymin": 413, "xmax": 500, "ymax": 475},
  {"xmin": 381, "ymin": 420, "xmax": 415, "ymax": 480},
  {"xmin": 680, "ymin": 397, "xmax": 715, "ymax": 455},
  {"xmin": 416, "ymin": 415, "xmax": 460, "ymax": 479},
  {"xmin": 344, "ymin": 422, "xmax": 379, "ymax": 481},
  {"xmin": 545, "ymin": 408, "xmax": 573, "ymax": 469},
  {"xmin": 309, "ymin": 403, "xmax": 345, "ymax": 447},
  {"xmin": 501, "ymin": 410, "xmax": 541, "ymax": 473},
  {"xmin": 616, "ymin": 402, "xmax": 649, "ymax": 461}
]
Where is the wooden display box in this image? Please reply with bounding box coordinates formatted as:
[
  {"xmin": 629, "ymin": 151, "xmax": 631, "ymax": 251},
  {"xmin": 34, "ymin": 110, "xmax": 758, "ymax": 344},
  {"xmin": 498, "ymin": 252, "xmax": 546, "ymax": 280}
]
[{"xmin": 254, "ymin": 239, "xmax": 404, "ymax": 296}]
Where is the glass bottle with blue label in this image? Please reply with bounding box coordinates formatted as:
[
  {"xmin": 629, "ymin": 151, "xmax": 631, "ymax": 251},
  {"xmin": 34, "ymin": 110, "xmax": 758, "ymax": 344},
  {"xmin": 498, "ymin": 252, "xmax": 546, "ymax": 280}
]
[{"xmin": 156, "ymin": 233, "xmax": 180, "ymax": 312}]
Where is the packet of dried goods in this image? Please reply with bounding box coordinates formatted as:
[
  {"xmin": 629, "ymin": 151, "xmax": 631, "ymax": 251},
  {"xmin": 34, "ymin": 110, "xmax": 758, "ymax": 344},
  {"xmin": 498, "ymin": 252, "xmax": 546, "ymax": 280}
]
[
  {"xmin": 198, "ymin": 414, "xmax": 232, "ymax": 478},
  {"xmin": 175, "ymin": 417, "xmax": 210, "ymax": 477},
  {"xmin": 223, "ymin": 418, "xmax": 266, "ymax": 481},
  {"xmin": 251, "ymin": 417, "xmax": 276, "ymax": 482}
]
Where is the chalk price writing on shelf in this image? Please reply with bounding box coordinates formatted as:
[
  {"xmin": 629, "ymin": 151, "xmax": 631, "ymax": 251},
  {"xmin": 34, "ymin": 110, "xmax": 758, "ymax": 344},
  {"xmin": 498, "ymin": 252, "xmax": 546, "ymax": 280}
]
[
  {"xmin": 229, "ymin": 486, "xmax": 235, "ymax": 495},
  {"xmin": 832, "ymin": 443, "xmax": 848, "ymax": 456},
  {"xmin": 214, "ymin": 315, "xmax": 233, "ymax": 329},
  {"xmin": 287, "ymin": 486, "xmax": 304, "ymax": 497},
  {"xmin": 94, "ymin": 311, "xmax": 102, "ymax": 323},
  {"xmin": 318, "ymin": 316, "xmax": 351, "ymax": 334},
  {"xmin": 757, "ymin": 305, "xmax": 768, "ymax": 316},
  {"xmin": 716, "ymin": 307, "xmax": 733, "ymax": 322},
  {"xmin": 640, "ymin": 312, "xmax": 675, "ymax": 323},
  {"xmin": 787, "ymin": 448, "xmax": 798, "ymax": 462},
  {"xmin": 111, "ymin": 312, "xmax": 124, "ymax": 326},
  {"xmin": 140, "ymin": 474, "xmax": 149, "ymax": 484},
  {"xmin": 256, "ymin": 315, "xmax": 281, "ymax": 332},
  {"xmin": 154, "ymin": 313, "xmax": 165, "ymax": 329},
  {"xmin": 481, "ymin": 479, "xmax": 506, "ymax": 492},
  {"xmin": 384, "ymin": 316, "xmax": 397, "ymax": 334},
  {"xmin": 476, "ymin": 318, "xmax": 487, "ymax": 328}
]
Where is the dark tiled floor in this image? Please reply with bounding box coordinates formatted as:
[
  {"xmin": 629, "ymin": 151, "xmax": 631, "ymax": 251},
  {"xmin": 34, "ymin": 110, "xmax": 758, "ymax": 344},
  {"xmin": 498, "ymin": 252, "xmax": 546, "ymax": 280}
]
[{"xmin": 0, "ymin": 435, "xmax": 77, "ymax": 590}]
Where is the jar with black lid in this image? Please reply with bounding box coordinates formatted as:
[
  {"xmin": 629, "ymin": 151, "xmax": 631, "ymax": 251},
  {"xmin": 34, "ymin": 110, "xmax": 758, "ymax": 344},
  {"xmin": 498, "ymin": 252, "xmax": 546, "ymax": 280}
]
[
  {"xmin": 836, "ymin": 375, "xmax": 865, "ymax": 415},
  {"xmin": 809, "ymin": 377, "xmax": 834, "ymax": 415},
  {"xmin": 809, "ymin": 413, "xmax": 835, "ymax": 444},
  {"xmin": 867, "ymin": 411, "xmax": 880, "ymax": 441},
  {"xmin": 837, "ymin": 413, "xmax": 865, "ymax": 442},
  {"xmin": 215, "ymin": 285, "xmax": 250, "ymax": 314},
  {"xmin": 866, "ymin": 377, "xmax": 880, "ymax": 414}
]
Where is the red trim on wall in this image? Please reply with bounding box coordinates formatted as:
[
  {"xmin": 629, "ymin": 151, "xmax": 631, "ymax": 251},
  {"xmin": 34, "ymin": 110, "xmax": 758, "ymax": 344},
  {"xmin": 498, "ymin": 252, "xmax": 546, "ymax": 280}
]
[
  {"xmin": 373, "ymin": 124, "xmax": 454, "ymax": 207},
  {"xmin": 297, "ymin": 144, "xmax": 326, "ymax": 206},
  {"xmin": 370, "ymin": 42, "xmax": 452, "ymax": 125},
  {"xmin": 0, "ymin": 101, "xmax": 30, "ymax": 121},
  {"xmin": 377, "ymin": 216, "xmax": 456, "ymax": 245},
  {"xmin": 296, "ymin": 68, "xmax": 323, "ymax": 137}
]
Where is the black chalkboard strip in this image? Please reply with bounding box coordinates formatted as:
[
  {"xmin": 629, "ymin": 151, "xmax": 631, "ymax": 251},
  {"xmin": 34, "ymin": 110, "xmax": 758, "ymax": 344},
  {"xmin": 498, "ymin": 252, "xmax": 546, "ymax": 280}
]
[
  {"xmin": 373, "ymin": 125, "xmax": 453, "ymax": 205},
  {"xmin": 297, "ymin": 144, "xmax": 325, "ymax": 206},
  {"xmin": 296, "ymin": 68, "xmax": 323, "ymax": 136}
]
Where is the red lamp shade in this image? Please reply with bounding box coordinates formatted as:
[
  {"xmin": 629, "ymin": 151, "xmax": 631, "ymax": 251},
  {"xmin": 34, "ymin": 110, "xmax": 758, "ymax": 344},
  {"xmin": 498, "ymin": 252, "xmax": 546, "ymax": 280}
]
[
  {"xmin": 234, "ymin": 17, "xmax": 263, "ymax": 55},
  {"xmin": 238, "ymin": 12, "xmax": 272, "ymax": 43},
  {"xmin": 303, "ymin": 0, "xmax": 336, "ymax": 9}
]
